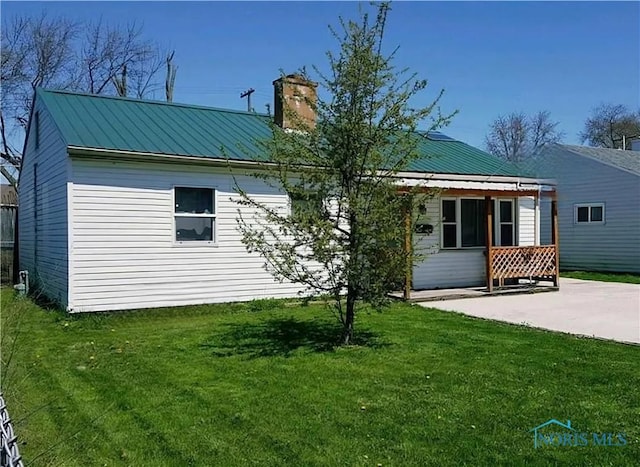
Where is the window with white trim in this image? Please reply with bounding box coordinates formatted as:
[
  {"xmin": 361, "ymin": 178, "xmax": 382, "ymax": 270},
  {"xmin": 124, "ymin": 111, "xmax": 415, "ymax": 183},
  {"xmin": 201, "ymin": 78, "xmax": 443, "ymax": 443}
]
[
  {"xmin": 498, "ymin": 200, "xmax": 515, "ymax": 246},
  {"xmin": 441, "ymin": 198, "xmax": 486, "ymax": 248},
  {"xmin": 441, "ymin": 199, "xmax": 458, "ymax": 248},
  {"xmin": 441, "ymin": 197, "xmax": 516, "ymax": 249},
  {"xmin": 290, "ymin": 192, "xmax": 325, "ymax": 219},
  {"xmin": 174, "ymin": 187, "xmax": 216, "ymax": 242},
  {"xmin": 574, "ymin": 203, "xmax": 604, "ymax": 224}
]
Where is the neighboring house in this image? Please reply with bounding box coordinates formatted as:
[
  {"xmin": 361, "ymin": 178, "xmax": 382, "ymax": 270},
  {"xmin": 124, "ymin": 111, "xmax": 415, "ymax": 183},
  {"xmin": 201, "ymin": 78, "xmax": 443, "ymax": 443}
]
[
  {"xmin": 535, "ymin": 143, "xmax": 640, "ymax": 273},
  {"xmin": 18, "ymin": 76, "xmax": 557, "ymax": 312}
]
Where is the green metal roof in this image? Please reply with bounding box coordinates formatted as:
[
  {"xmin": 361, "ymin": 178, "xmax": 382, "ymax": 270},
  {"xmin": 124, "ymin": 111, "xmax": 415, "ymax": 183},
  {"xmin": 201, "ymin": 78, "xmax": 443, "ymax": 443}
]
[
  {"xmin": 38, "ymin": 88, "xmax": 531, "ymax": 177},
  {"xmin": 409, "ymin": 132, "xmax": 532, "ymax": 176}
]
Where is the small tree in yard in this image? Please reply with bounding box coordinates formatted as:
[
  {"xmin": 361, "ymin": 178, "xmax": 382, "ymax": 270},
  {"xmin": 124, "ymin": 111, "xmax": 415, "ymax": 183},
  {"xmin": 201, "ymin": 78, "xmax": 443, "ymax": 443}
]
[{"xmin": 236, "ymin": 2, "xmax": 453, "ymax": 344}]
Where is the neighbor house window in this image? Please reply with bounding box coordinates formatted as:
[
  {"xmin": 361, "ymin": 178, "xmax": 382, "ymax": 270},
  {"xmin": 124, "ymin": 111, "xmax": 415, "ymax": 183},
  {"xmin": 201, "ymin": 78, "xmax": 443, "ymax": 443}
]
[
  {"xmin": 574, "ymin": 203, "xmax": 604, "ymax": 224},
  {"xmin": 174, "ymin": 187, "xmax": 216, "ymax": 242},
  {"xmin": 441, "ymin": 198, "xmax": 486, "ymax": 248}
]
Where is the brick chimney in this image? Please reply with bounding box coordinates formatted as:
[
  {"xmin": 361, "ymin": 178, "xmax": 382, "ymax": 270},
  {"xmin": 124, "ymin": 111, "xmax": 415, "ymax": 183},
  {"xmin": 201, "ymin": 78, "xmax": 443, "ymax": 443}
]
[{"xmin": 273, "ymin": 74, "xmax": 317, "ymax": 130}]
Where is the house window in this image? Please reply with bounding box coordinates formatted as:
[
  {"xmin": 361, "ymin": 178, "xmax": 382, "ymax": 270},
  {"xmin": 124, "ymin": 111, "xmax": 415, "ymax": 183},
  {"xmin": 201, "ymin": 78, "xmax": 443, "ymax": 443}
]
[
  {"xmin": 574, "ymin": 203, "xmax": 604, "ymax": 224},
  {"xmin": 441, "ymin": 199, "xmax": 457, "ymax": 248},
  {"xmin": 174, "ymin": 187, "xmax": 216, "ymax": 242},
  {"xmin": 290, "ymin": 192, "xmax": 325, "ymax": 219},
  {"xmin": 441, "ymin": 198, "xmax": 486, "ymax": 248},
  {"xmin": 498, "ymin": 200, "xmax": 515, "ymax": 246},
  {"xmin": 461, "ymin": 199, "xmax": 486, "ymax": 247}
]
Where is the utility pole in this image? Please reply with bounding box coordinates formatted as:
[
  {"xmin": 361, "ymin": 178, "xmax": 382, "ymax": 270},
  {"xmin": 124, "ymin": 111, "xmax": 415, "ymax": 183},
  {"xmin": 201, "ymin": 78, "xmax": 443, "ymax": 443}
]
[{"xmin": 240, "ymin": 88, "xmax": 255, "ymax": 112}]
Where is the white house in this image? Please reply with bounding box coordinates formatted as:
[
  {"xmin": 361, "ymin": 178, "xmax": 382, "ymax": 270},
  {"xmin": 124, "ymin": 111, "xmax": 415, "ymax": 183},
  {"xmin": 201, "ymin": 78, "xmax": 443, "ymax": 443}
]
[
  {"xmin": 18, "ymin": 76, "xmax": 557, "ymax": 312},
  {"xmin": 535, "ymin": 143, "xmax": 640, "ymax": 273}
]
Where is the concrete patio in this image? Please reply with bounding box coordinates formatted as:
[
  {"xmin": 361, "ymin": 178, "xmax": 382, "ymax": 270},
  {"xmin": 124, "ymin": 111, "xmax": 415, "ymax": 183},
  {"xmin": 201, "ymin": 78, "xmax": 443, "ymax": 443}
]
[{"xmin": 416, "ymin": 278, "xmax": 640, "ymax": 344}]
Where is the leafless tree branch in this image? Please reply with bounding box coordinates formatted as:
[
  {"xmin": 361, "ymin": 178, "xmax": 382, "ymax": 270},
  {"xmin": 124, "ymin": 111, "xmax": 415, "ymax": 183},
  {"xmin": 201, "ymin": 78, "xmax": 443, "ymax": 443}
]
[
  {"xmin": 1, "ymin": 13, "xmax": 170, "ymax": 186},
  {"xmin": 579, "ymin": 103, "xmax": 640, "ymax": 149},
  {"xmin": 485, "ymin": 111, "xmax": 563, "ymax": 163}
]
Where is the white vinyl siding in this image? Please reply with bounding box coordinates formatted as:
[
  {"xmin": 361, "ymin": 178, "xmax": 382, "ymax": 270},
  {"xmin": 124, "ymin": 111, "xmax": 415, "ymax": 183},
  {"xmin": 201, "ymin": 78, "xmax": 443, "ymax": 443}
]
[
  {"xmin": 518, "ymin": 196, "xmax": 536, "ymax": 246},
  {"xmin": 538, "ymin": 149, "xmax": 640, "ymax": 273},
  {"xmin": 17, "ymin": 97, "xmax": 69, "ymax": 306},
  {"xmin": 68, "ymin": 159, "xmax": 308, "ymax": 312},
  {"xmin": 540, "ymin": 197, "xmax": 553, "ymax": 246},
  {"xmin": 413, "ymin": 196, "xmax": 485, "ymax": 289}
]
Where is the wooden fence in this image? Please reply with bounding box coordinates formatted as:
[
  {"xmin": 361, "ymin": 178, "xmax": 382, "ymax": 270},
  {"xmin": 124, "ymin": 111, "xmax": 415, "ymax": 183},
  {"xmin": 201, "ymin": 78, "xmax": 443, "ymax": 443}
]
[
  {"xmin": 1, "ymin": 204, "xmax": 16, "ymax": 285},
  {"xmin": 1, "ymin": 184, "xmax": 18, "ymax": 285}
]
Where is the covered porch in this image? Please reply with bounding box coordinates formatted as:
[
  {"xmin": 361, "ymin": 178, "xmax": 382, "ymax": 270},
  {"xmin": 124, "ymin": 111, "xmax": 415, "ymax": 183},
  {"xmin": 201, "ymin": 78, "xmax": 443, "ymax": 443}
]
[{"xmin": 401, "ymin": 187, "xmax": 559, "ymax": 301}]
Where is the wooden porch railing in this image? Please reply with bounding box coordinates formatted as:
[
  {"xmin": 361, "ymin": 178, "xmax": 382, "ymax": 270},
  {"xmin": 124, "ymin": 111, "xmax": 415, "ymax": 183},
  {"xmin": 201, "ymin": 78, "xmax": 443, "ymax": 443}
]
[{"xmin": 489, "ymin": 245, "xmax": 557, "ymax": 285}]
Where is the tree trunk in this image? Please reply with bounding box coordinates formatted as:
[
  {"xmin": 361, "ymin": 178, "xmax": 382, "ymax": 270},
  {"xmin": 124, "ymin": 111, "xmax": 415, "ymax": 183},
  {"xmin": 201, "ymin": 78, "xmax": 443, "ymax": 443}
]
[{"xmin": 342, "ymin": 288, "xmax": 356, "ymax": 345}]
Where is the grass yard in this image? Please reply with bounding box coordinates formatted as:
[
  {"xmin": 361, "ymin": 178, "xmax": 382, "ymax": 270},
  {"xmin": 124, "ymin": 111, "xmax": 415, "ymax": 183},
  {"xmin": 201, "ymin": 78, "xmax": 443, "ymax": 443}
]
[
  {"xmin": 561, "ymin": 270, "xmax": 640, "ymax": 284},
  {"xmin": 1, "ymin": 289, "xmax": 639, "ymax": 466}
]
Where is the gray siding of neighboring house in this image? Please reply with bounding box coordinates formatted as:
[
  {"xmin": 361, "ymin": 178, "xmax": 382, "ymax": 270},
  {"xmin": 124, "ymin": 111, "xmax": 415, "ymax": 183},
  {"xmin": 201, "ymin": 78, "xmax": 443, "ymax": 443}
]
[
  {"xmin": 17, "ymin": 96, "xmax": 69, "ymax": 306},
  {"xmin": 539, "ymin": 149, "xmax": 640, "ymax": 273}
]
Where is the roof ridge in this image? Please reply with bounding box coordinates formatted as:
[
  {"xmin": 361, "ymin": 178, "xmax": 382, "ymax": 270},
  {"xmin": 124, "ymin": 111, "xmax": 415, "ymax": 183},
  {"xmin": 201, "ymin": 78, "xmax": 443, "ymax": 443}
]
[
  {"xmin": 552, "ymin": 143, "xmax": 640, "ymax": 177},
  {"xmin": 558, "ymin": 143, "xmax": 625, "ymax": 153},
  {"xmin": 37, "ymin": 88, "xmax": 270, "ymax": 118}
]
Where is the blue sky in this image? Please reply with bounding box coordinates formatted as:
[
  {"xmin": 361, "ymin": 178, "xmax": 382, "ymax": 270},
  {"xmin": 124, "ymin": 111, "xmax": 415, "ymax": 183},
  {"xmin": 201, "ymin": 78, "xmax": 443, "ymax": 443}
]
[{"xmin": 3, "ymin": 1, "xmax": 638, "ymax": 148}]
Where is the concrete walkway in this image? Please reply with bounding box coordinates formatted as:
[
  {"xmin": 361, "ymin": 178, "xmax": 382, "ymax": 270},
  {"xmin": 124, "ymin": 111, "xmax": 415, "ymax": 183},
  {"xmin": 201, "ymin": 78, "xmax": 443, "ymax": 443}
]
[{"xmin": 418, "ymin": 278, "xmax": 640, "ymax": 344}]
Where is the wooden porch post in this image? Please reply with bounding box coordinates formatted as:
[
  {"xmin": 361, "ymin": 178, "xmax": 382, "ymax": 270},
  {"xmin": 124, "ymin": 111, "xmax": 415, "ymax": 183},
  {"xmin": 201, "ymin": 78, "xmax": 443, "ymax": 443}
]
[
  {"xmin": 551, "ymin": 198, "xmax": 560, "ymax": 287},
  {"xmin": 403, "ymin": 196, "xmax": 412, "ymax": 300},
  {"xmin": 485, "ymin": 196, "xmax": 493, "ymax": 292}
]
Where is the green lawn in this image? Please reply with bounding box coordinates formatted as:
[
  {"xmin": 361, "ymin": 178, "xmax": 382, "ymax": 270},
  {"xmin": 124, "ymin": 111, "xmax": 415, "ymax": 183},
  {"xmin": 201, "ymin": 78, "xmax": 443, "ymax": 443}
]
[
  {"xmin": 561, "ymin": 270, "xmax": 640, "ymax": 284},
  {"xmin": 2, "ymin": 289, "xmax": 639, "ymax": 466}
]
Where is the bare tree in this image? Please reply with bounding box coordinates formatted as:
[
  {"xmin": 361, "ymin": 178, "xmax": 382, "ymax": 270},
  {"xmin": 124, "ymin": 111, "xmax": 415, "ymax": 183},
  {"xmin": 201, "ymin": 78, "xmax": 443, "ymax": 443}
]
[
  {"xmin": 580, "ymin": 103, "xmax": 640, "ymax": 150},
  {"xmin": 0, "ymin": 113, "xmax": 21, "ymax": 186},
  {"xmin": 1, "ymin": 14, "xmax": 79, "ymax": 119},
  {"xmin": 80, "ymin": 20, "xmax": 164, "ymax": 97},
  {"xmin": 112, "ymin": 49, "xmax": 166, "ymax": 99},
  {"xmin": 1, "ymin": 13, "xmax": 169, "ymax": 187},
  {"xmin": 165, "ymin": 50, "xmax": 177, "ymax": 102},
  {"xmin": 1, "ymin": 14, "xmax": 79, "ymax": 186},
  {"xmin": 129, "ymin": 47, "xmax": 166, "ymax": 99},
  {"xmin": 485, "ymin": 111, "xmax": 563, "ymax": 163}
]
